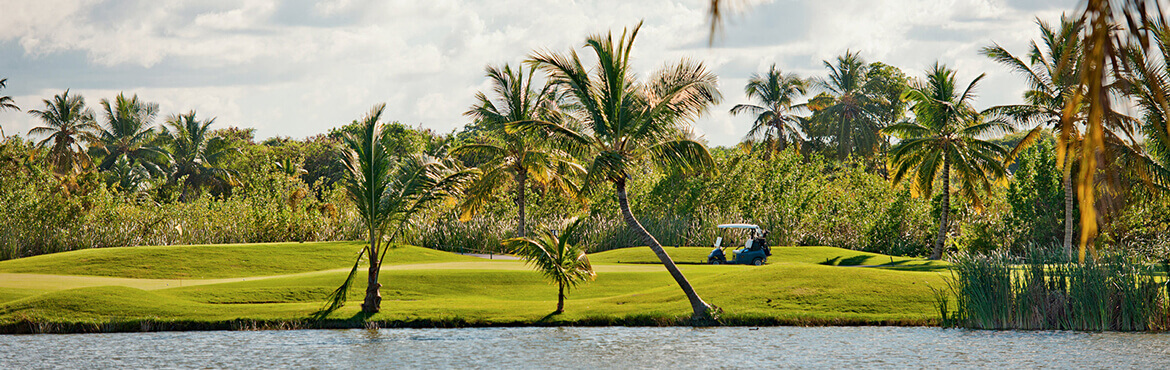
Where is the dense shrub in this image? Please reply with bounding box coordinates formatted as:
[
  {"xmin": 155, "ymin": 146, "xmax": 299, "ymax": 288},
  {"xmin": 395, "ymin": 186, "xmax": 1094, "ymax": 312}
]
[{"xmin": 0, "ymin": 138, "xmax": 362, "ymax": 260}]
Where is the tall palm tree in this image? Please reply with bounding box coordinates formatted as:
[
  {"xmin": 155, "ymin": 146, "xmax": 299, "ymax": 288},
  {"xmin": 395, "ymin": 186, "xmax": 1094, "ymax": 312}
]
[
  {"xmin": 94, "ymin": 93, "xmax": 169, "ymax": 176},
  {"xmin": 452, "ymin": 64, "xmax": 584, "ymax": 237},
  {"xmin": 982, "ymin": 16, "xmax": 1084, "ymax": 258},
  {"xmin": 1124, "ymin": 19, "xmax": 1170, "ymax": 179},
  {"xmin": 27, "ymin": 90, "xmax": 99, "ymax": 175},
  {"xmin": 524, "ymin": 22, "xmax": 722, "ymax": 321},
  {"xmin": 1062, "ymin": 0, "xmax": 1170, "ymax": 261},
  {"xmin": 730, "ymin": 64, "xmax": 808, "ymax": 157},
  {"xmin": 503, "ymin": 217, "xmax": 595, "ymax": 314},
  {"xmin": 814, "ymin": 51, "xmax": 884, "ymax": 159},
  {"xmin": 885, "ymin": 63, "xmax": 1008, "ymax": 260},
  {"xmin": 324, "ymin": 104, "xmax": 478, "ymax": 314},
  {"xmin": 161, "ymin": 111, "xmax": 239, "ymax": 202},
  {"xmin": 0, "ymin": 78, "xmax": 19, "ymax": 138}
]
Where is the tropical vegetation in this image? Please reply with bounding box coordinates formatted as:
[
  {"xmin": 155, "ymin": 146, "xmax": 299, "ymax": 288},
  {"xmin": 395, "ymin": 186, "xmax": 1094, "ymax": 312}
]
[{"xmin": 1, "ymin": 0, "xmax": 1170, "ymax": 330}]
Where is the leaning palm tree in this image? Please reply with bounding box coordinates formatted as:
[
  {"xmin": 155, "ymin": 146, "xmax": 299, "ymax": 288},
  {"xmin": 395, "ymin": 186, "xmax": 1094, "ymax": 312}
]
[
  {"xmin": 161, "ymin": 111, "xmax": 239, "ymax": 202},
  {"xmin": 814, "ymin": 51, "xmax": 884, "ymax": 159},
  {"xmin": 523, "ymin": 22, "xmax": 722, "ymax": 321},
  {"xmin": 982, "ymin": 16, "xmax": 1085, "ymax": 258},
  {"xmin": 94, "ymin": 93, "xmax": 169, "ymax": 176},
  {"xmin": 730, "ymin": 64, "xmax": 808, "ymax": 157},
  {"xmin": 503, "ymin": 217, "xmax": 595, "ymax": 314},
  {"xmin": 0, "ymin": 78, "xmax": 20, "ymax": 138},
  {"xmin": 885, "ymin": 63, "xmax": 1009, "ymax": 260},
  {"xmin": 27, "ymin": 90, "xmax": 100, "ymax": 175},
  {"xmin": 452, "ymin": 64, "xmax": 584, "ymax": 237},
  {"xmin": 324, "ymin": 104, "xmax": 479, "ymax": 314}
]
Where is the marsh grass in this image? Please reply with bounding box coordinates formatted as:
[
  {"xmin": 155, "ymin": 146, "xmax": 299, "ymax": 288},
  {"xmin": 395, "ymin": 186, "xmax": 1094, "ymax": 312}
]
[{"xmin": 943, "ymin": 249, "xmax": 1169, "ymax": 331}]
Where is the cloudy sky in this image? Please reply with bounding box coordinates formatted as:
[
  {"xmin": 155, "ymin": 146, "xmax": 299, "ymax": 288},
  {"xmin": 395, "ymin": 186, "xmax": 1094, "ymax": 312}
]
[{"xmin": 0, "ymin": 0, "xmax": 1077, "ymax": 147}]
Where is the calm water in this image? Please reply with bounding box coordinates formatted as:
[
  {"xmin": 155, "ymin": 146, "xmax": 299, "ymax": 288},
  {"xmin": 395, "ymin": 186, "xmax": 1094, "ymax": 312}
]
[{"xmin": 2, "ymin": 326, "xmax": 1169, "ymax": 369}]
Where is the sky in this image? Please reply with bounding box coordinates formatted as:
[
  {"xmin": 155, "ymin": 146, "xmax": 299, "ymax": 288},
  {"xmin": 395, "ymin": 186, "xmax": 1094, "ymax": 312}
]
[{"xmin": 0, "ymin": 0, "xmax": 1078, "ymax": 147}]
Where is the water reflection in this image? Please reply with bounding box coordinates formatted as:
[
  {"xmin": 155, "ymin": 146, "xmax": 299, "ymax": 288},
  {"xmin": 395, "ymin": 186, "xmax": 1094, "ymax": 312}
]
[{"xmin": 2, "ymin": 327, "xmax": 1169, "ymax": 368}]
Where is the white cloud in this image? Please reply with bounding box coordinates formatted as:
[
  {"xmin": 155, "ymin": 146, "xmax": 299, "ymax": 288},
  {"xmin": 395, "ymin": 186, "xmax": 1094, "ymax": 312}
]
[{"xmin": 0, "ymin": 0, "xmax": 1080, "ymax": 147}]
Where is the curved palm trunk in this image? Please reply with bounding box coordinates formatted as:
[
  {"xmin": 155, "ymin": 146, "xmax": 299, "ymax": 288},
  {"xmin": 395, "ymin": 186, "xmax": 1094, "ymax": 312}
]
[
  {"xmin": 615, "ymin": 180, "xmax": 714, "ymax": 321},
  {"xmin": 515, "ymin": 170, "xmax": 527, "ymax": 237},
  {"xmin": 361, "ymin": 235, "xmax": 382, "ymax": 314},
  {"xmin": 931, "ymin": 154, "xmax": 950, "ymax": 260},
  {"xmin": 1062, "ymin": 159, "xmax": 1074, "ymax": 261}
]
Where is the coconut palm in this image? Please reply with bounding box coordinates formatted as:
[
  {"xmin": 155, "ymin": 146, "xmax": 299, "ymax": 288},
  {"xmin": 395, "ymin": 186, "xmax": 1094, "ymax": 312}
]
[
  {"xmin": 26, "ymin": 90, "xmax": 99, "ymax": 175},
  {"xmin": 1124, "ymin": 20, "xmax": 1170, "ymax": 177},
  {"xmin": 730, "ymin": 64, "xmax": 808, "ymax": 157},
  {"xmin": 452, "ymin": 64, "xmax": 584, "ymax": 237},
  {"xmin": 324, "ymin": 104, "xmax": 479, "ymax": 314},
  {"xmin": 94, "ymin": 91, "xmax": 169, "ymax": 174},
  {"xmin": 523, "ymin": 22, "xmax": 722, "ymax": 321},
  {"xmin": 885, "ymin": 63, "xmax": 1009, "ymax": 260},
  {"xmin": 94, "ymin": 93, "xmax": 169, "ymax": 176},
  {"xmin": 1061, "ymin": 0, "xmax": 1170, "ymax": 261},
  {"xmin": 983, "ymin": 16, "xmax": 1084, "ymax": 258},
  {"xmin": 814, "ymin": 51, "xmax": 885, "ymax": 159},
  {"xmin": 503, "ymin": 217, "xmax": 595, "ymax": 314},
  {"xmin": 161, "ymin": 111, "xmax": 239, "ymax": 202},
  {"xmin": 0, "ymin": 78, "xmax": 19, "ymax": 138}
]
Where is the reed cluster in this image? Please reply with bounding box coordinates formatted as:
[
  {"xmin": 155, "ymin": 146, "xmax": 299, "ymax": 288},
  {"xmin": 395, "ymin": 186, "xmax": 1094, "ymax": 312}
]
[{"xmin": 941, "ymin": 249, "xmax": 1169, "ymax": 331}]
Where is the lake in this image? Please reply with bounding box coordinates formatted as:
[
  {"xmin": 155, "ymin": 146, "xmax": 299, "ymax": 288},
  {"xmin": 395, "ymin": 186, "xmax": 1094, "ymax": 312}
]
[{"xmin": 3, "ymin": 326, "xmax": 1169, "ymax": 368}]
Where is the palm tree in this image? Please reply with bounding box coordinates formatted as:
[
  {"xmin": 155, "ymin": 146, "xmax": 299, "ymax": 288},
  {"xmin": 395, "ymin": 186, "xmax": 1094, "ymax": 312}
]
[
  {"xmin": 0, "ymin": 78, "xmax": 20, "ymax": 138},
  {"xmin": 1125, "ymin": 19, "xmax": 1170, "ymax": 174},
  {"xmin": 27, "ymin": 90, "xmax": 100, "ymax": 175},
  {"xmin": 325, "ymin": 104, "xmax": 479, "ymax": 314},
  {"xmin": 885, "ymin": 63, "xmax": 1008, "ymax": 260},
  {"xmin": 503, "ymin": 218, "xmax": 595, "ymax": 314},
  {"xmin": 94, "ymin": 93, "xmax": 169, "ymax": 176},
  {"xmin": 161, "ymin": 111, "xmax": 239, "ymax": 202},
  {"xmin": 524, "ymin": 22, "xmax": 722, "ymax": 321},
  {"xmin": 814, "ymin": 51, "xmax": 885, "ymax": 159},
  {"xmin": 452, "ymin": 64, "xmax": 584, "ymax": 237},
  {"xmin": 730, "ymin": 64, "xmax": 808, "ymax": 157},
  {"xmin": 982, "ymin": 16, "xmax": 1085, "ymax": 258}
]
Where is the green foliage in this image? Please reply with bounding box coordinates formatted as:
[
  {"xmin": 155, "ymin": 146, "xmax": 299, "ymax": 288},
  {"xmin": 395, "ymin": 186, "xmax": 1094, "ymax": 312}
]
[
  {"xmin": 1004, "ymin": 140, "xmax": 1065, "ymax": 249},
  {"xmin": 504, "ymin": 218, "xmax": 595, "ymax": 313},
  {"xmin": 417, "ymin": 149, "xmax": 935, "ymax": 257},
  {"xmin": 0, "ymin": 136, "xmax": 362, "ymax": 261},
  {"xmin": 942, "ymin": 251, "xmax": 1170, "ymax": 330}
]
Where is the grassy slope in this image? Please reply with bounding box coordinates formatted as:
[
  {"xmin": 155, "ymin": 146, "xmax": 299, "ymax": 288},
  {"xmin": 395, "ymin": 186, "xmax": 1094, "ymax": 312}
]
[
  {"xmin": 0, "ymin": 243, "xmax": 949, "ymax": 331},
  {"xmin": 0, "ymin": 242, "xmax": 482, "ymax": 279}
]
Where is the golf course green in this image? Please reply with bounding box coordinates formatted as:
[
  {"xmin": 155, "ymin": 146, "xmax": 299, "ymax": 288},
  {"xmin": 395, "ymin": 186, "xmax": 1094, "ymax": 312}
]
[{"xmin": 0, "ymin": 242, "xmax": 950, "ymax": 333}]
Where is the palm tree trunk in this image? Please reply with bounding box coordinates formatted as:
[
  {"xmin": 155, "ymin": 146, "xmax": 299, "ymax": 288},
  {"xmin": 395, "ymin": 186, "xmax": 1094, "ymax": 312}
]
[
  {"xmin": 615, "ymin": 180, "xmax": 714, "ymax": 322},
  {"xmin": 556, "ymin": 282, "xmax": 565, "ymax": 314},
  {"xmin": 1062, "ymin": 159, "xmax": 1074, "ymax": 261},
  {"xmin": 931, "ymin": 154, "xmax": 950, "ymax": 260},
  {"xmin": 515, "ymin": 170, "xmax": 527, "ymax": 237},
  {"xmin": 361, "ymin": 237, "xmax": 382, "ymax": 314},
  {"xmin": 179, "ymin": 181, "xmax": 191, "ymax": 203}
]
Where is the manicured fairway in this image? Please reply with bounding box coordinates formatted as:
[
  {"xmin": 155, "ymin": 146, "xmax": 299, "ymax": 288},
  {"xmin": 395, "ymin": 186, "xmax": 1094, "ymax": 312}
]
[{"xmin": 0, "ymin": 242, "xmax": 949, "ymax": 332}]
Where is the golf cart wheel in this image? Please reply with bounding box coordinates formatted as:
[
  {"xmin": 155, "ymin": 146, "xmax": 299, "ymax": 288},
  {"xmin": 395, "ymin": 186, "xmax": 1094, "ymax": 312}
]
[
  {"xmin": 709, "ymin": 258, "xmax": 721, "ymax": 265},
  {"xmin": 752, "ymin": 258, "xmax": 764, "ymax": 266}
]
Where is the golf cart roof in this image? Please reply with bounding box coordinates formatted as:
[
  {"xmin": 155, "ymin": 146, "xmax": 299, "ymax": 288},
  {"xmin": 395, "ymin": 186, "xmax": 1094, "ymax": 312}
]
[{"xmin": 717, "ymin": 223, "xmax": 760, "ymax": 229}]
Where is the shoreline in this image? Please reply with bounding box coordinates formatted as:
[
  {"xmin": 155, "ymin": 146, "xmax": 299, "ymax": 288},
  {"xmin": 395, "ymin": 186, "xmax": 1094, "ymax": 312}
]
[{"xmin": 1, "ymin": 316, "xmax": 940, "ymax": 335}]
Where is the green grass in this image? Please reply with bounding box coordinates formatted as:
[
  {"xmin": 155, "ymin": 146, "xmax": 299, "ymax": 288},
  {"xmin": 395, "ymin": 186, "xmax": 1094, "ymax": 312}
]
[
  {"xmin": 0, "ymin": 241, "xmax": 482, "ymax": 279},
  {"xmin": 591, "ymin": 246, "xmax": 949, "ymax": 270},
  {"xmin": 0, "ymin": 243, "xmax": 949, "ymax": 332}
]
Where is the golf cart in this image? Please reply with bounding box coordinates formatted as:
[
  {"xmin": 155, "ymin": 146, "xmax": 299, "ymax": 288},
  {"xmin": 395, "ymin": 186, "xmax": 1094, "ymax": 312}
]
[{"xmin": 708, "ymin": 223, "xmax": 770, "ymax": 265}]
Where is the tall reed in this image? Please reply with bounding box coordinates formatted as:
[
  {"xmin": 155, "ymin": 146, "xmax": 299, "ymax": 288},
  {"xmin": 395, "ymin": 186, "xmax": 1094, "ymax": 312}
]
[{"xmin": 942, "ymin": 249, "xmax": 1169, "ymax": 331}]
